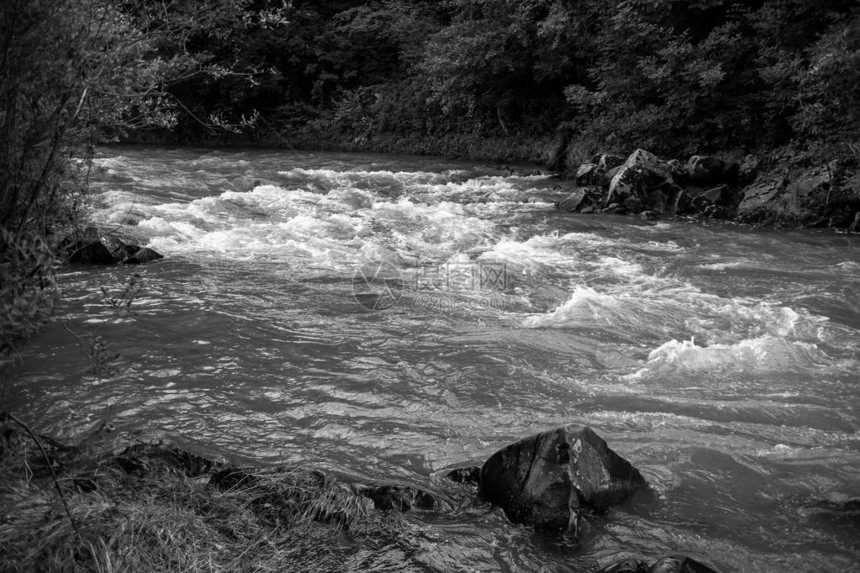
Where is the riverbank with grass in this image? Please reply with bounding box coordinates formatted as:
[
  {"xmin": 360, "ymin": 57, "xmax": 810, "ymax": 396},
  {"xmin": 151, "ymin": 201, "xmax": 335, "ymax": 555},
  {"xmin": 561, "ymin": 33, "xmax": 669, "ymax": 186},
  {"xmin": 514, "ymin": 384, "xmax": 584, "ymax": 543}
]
[{"xmin": 0, "ymin": 423, "xmax": 397, "ymax": 573}]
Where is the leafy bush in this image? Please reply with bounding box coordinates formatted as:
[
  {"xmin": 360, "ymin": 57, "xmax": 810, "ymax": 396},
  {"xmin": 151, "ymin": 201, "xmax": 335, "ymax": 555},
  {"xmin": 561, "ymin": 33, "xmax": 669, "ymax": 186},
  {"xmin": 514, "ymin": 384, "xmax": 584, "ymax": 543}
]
[
  {"xmin": 561, "ymin": 0, "xmax": 859, "ymax": 157},
  {"xmin": 0, "ymin": 0, "xmax": 259, "ymax": 349},
  {"xmin": 0, "ymin": 228, "xmax": 57, "ymax": 356}
]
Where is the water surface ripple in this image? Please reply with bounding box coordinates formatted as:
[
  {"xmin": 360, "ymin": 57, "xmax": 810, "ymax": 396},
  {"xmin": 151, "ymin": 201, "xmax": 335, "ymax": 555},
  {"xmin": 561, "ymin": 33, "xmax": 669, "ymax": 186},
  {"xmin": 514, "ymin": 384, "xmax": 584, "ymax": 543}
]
[{"xmin": 11, "ymin": 147, "xmax": 860, "ymax": 572}]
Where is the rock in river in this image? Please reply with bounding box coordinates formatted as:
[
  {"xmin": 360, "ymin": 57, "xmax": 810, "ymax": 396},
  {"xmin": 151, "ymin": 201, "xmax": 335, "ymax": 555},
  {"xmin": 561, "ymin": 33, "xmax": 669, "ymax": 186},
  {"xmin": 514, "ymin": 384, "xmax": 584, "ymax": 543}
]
[
  {"xmin": 607, "ymin": 149, "xmax": 680, "ymax": 213},
  {"xmin": 478, "ymin": 424, "xmax": 647, "ymax": 533}
]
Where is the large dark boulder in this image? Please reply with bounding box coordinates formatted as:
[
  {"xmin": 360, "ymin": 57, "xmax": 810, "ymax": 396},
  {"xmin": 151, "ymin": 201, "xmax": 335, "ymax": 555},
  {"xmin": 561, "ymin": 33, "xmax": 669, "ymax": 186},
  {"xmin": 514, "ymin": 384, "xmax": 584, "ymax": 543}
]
[{"xmin": 478, "ymin": 424, "xmax": 647, "ymax": 533}]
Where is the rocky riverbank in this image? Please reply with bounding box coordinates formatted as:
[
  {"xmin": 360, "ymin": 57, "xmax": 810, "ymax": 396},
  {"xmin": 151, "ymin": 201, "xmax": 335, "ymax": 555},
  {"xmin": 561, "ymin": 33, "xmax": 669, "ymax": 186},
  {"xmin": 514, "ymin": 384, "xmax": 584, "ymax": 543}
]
[
  {"xmin": 0, "ymin": 418, "xmax": 719, "ymax": 572},
  {"xmin": 551, "ymin": 145, "xmax": 860, "ymax": 232}
]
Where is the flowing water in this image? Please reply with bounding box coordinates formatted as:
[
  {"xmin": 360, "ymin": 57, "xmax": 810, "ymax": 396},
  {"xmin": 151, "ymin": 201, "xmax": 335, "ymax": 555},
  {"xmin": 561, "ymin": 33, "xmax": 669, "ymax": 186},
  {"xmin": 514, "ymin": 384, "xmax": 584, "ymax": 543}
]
[{"xmin": 8, "ymin": 147, "xmax": 860, "ymax": 572}]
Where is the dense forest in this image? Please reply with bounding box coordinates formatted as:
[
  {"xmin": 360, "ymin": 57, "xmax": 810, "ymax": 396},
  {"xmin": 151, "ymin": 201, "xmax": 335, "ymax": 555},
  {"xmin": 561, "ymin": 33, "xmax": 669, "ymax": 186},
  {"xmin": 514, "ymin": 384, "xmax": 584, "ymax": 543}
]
[
  {"xmin": 1, "ymin": 0, "xmax": 859, "ymax": 346},
  {"xmin": 157, "ymin": 0, "xmax": 860, "ymax": 162}
]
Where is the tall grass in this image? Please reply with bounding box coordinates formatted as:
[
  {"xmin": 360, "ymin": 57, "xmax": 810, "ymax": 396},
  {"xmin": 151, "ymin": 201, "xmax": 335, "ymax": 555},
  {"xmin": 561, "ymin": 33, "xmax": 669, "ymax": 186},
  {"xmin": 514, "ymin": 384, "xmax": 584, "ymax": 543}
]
[{"xmin": 0, "ymin": 428, "xmax": 393, "ymax": 572}]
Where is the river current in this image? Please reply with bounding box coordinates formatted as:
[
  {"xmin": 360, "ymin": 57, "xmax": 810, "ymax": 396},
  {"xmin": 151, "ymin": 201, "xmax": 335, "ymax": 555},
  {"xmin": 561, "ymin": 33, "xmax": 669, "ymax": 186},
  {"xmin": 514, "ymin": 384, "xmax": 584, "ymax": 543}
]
[{"xmin": 9, "ymin": 147, "xmax": 860, "ymax": 571}]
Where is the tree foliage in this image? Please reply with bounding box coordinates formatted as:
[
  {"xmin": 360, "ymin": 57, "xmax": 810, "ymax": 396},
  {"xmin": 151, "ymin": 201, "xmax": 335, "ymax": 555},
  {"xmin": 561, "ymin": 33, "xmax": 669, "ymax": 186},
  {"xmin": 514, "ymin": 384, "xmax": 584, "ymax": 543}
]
[
  {"xmin": 180, "ymin": 0, "xmax": 855, "ymax": 157},
  {"xmin": 0, "ymin": 0, "xmax": 261, "ymax": 350}
]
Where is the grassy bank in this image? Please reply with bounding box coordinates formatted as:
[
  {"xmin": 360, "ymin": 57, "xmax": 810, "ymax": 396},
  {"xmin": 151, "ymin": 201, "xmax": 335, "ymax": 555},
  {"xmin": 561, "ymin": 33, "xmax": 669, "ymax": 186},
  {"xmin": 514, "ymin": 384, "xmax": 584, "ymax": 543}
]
[{"xmin": 0, "ymin": 422, "xmax": 398, "ymax": 572}]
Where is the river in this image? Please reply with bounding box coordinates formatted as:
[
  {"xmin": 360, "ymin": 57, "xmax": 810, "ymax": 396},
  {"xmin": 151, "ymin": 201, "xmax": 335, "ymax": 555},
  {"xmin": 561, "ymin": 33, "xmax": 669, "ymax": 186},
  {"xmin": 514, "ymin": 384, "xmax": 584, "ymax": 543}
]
[{"xmin": 9, "ymin": 147, "xmax": 860, "ymax": 572}]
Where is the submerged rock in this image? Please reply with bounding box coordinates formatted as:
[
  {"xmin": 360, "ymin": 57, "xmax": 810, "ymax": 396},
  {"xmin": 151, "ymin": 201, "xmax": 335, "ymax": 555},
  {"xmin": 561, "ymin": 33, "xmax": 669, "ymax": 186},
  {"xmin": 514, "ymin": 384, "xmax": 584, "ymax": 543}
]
[
  {"xmin": 597, "ymin": 555, "xmax": 719, "ymax": 573},
  {"xmin": 478, "ymin": 424, "xmax": 647, "ymax": 533}
]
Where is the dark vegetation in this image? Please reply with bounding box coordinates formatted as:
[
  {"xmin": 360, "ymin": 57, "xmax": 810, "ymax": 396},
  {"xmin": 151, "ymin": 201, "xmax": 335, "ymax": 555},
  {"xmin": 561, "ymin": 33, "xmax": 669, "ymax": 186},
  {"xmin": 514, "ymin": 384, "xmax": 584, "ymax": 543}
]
[
  {"xmin": 156, "ymin": 0, "xmax": 859, "ymax": 163},
  {"xmin": 0, "ymin": 421, "xmax": 398, "ymax": 572}
]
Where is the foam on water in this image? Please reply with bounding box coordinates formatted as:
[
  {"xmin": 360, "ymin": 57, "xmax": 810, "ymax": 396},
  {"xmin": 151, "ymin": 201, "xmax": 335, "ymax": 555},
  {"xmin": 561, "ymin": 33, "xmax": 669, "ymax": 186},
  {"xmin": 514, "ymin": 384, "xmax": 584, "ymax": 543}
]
[
  {"xmin": 624, "ymin": 336, "xmax": 828, "ymax": 379},
  {"xmin": 24, "ymin": 148, "xmax": 860, "ymax": 572},
  {"xmin": 100, "ymin": 179, "xmax": 508, "ymax": 269}
]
